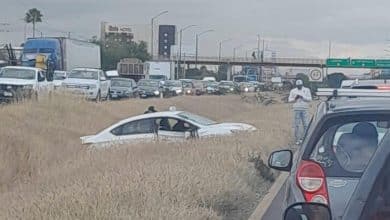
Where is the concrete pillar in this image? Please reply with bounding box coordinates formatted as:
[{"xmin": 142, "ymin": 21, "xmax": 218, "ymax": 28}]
[{"xmin": 227, "ymin": 64, "xmax": 232, "ymax": 81}]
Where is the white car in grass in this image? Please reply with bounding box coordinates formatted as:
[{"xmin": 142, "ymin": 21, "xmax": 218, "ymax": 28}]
[{"xmin": 81, "ymin": 111, "xmax": 256, "ymax": 146}]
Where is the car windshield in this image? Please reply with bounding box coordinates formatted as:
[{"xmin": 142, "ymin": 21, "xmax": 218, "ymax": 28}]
[
  {"xmin": 68, "ymin": 70, "xmax": 98, "ymax": 80},
  {"xmin": 0, "ymin": 68, "xmax": 36, "ymax": 80},
  {"xmin": 111, "ymin": 79, "xmax": 132, "ymax": 87},
  {"xmin": 138, "ymin": 80, "xmax": 159, "ymax": 87},
  {"xmin": 177, "ymin": 112, "xmax": 216, "ymax": 126},
  {"xmin": 182, "ymin": 81, "xmax": 193, "ymax": 88},
  {"xmin": 311, "ymin": 118, "xmax": 390, "ymax": 173},
  {"xmin": 219, "ymin": 81, "xmax": 234, "ymax": 86},
  {"xmin": 164, "ymin": 81, "xmax": 181, "ymax": 87},
  {"xmin": 234, "ymin": 77, "xmax": 246, "ymax": 83}
]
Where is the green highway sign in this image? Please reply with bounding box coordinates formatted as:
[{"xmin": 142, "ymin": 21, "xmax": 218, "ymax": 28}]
[
  {"xmin": 351, "ymin": 59, "xmax": 376, "ymax": 68},
  {"xmin": 375, "ymin": 59, "xmax": 390, "ymax": 68},
  {"xmin": 326, "ymin": 58, "xmax": 390, "ymax": 68},
  {"xmin": 326, "ymin": 58, "xmax": 350, "ymax": 67}
]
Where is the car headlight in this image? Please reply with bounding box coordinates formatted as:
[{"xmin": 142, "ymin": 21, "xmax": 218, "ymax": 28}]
[
  {"xmin": 186, "ymin": 90, "xmax": 192, "ymax": 94},
  {"xmin": 23, "ymin": 85, "xmax": 33, "ymax": 90},
  {"xmin": 6, "ymin": 85, "xmax": 12, "ymax": 90},
  {"xmin": 230, "ymin": 88, "xmax": 234, "ymax": 91},
  {"xmin": 154, "ymin": 90, "xmax": 160, "ymax": 95},
  {"xmin": 244, "ymin": 87, "xmax": 249, "ymax": 92},
  {"xmin": 176, "ymin": 89, "xmax": 182, "ymax": 94}
]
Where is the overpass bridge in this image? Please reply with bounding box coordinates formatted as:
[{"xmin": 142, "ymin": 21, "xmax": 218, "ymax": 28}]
[{"xmin": 153, "ymin": 55, "xmax": 326, "ymax": 68}]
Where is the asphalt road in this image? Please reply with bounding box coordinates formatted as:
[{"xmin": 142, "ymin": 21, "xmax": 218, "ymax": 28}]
[{"xmin": 261, "ymin": 182, "xmax": 286, "ymax": 220}]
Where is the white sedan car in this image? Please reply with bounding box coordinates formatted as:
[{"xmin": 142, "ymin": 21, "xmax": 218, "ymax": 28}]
[{"xmin": 81, "ymin": 111, "xmax": 256, "ymax": 146}]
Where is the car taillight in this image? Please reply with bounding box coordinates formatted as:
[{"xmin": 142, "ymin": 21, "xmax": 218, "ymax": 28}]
[
  {"xmin": 296, "ymin": 160, "xmax": 329, "ymax": 205},
  {"xmin": 377, "ymin": 86, "xmax": 390, "ymax": 90}
]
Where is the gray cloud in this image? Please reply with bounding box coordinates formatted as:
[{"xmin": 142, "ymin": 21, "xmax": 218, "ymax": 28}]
[{"xmin": 1, "ymin": 0, "xmax": 389, "ymax": 58}]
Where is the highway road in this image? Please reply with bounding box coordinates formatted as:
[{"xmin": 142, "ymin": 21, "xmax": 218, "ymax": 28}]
[{"xmin": 261, "ymin": 182, "xmax": 286, "ymax": 220}]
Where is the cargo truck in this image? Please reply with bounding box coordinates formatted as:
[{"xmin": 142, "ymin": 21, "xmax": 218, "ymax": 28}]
[{"xmin": 21, "ymin": 37, "xmax": 101, "ymax": 72}]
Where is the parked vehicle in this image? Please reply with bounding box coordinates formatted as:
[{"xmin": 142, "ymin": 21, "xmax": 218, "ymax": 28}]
[
  {"xmin": 109, "ymin": 78, "xmax": 137, "ymax": 99},
  {"xmin": 341, "ymin": 79, "xmax": 390, "ymax": 89},
  {"xmin": 284, "ymin": 128, "xmax": 390, "ymax": 220},
  {"xmin": 162, "ymin": 80, "xmax": 183, "ymax": 97},
  {"xmin": 117, "ymin": 58, "xmax": 145, "ymax": 82},
  {"xmin": 62, "ymin": 68, "xmax": 110, "ymax": 101},
  {"xmin": 204, "ymin": 81, "xmax": 219, "ymax": 94},
  {"xmin": 81, "ymin": 110, "xmax": 256, "ymax": 146},
  {"xmin": 145, "ymin": 61, "xmax": 172, "ymax": 81},
  {"xmin": 218, "ymin": 81, "xmax": 237, "ymax": 94},
  {"xmin": 267, "ymin": 88, "xmax": 390, "ymax": 219},
  {"xmin": 202, "ymin": 76, "xmax": 216, "ymax": 82},
  {"xmin": 238, "ymin": 82, "xmax": 257, "ymax": 93},
  {"xmin": 137, "ymin": 79, "xmax": 161, "ymax": 98},
  {"xmin": 181, "ymin": 79, "xmax": 204, "ymax": 95},
  {"xmin": 53, "ymin": 70, "xmax": 67, "ymax": 89},
  {"xmin": 0, "ymin": 66, "xmax": 53, "ymax": 103},
  {"xmin": 21, "ymin": 37, "xmax": 101, "ymax": 71}
]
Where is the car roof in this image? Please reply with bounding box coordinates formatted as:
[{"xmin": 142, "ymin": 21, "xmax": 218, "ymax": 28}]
[
  {"xmin": 116, "ymin": 111, "xmax": 185, "ymax": 125},
  {"xmin": 326, "ymin": 97, "xmax": 390, "ymax": 113},
  {"xmin": 3, "ymin": 66, "xmax": 41, "ymax": 71},
  {"xmin": 72, "ymin": 68, "xmax": 100, "ymax": 72}
]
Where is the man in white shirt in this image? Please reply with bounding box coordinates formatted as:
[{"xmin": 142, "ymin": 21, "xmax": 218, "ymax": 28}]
[{"xmin": 288, "ymin": 80, "xmax": 312, "ymax": 145}]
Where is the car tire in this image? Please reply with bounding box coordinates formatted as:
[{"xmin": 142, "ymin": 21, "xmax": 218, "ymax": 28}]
[{"xmin": 95, "ymin": 90, "xmax": 101, "ymax": 102}]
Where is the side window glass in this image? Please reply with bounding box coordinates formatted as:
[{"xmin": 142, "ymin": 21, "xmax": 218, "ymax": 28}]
[{"xmin": 111, "ymin": 119, "xmax": 156, "ymax": 136}]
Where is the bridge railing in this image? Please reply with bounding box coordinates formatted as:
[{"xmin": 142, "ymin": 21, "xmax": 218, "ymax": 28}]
[{"xmin": 153, "ymin": 55, "xmax": 325, "ymax": 65}]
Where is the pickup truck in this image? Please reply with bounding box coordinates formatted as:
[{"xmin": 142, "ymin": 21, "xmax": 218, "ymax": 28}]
[
  {"xmin": 0, "ymin": 66, "xmax": 53, "ymax": 103},
  {"xmin": 62, "ymin": 68, "xmax": 110, "ymax": 101}
]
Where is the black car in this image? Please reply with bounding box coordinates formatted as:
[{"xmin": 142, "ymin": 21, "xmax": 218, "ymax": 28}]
[
  {"xmin": 137, "ymin": 79, "xmax": 161, "ymax": 98},
  {"xmin": 109, "ymin": 78, "xmax": 137, "ymax": 99},
  {"xmin": 267, "ymin": 88, "xmax": 390, "ymax": 219}
]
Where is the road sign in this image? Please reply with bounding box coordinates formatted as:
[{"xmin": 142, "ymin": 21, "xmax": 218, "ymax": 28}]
[
  {"xmin": 351, "ymin": 59, "xmax": 376, "ymax": 68},
  {"xmin": 326, "ymin": 59, "xmax": 350, "ymax": 67},
  {"xmin": 309, "ymin": 69, "xmax": 323, "ymax": 82},
  {"xmin": 375, "ymin": 60, "xmax": 390, "ymax": 68}
]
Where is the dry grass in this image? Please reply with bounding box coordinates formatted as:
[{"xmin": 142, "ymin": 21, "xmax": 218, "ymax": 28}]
[{"xmin": 0, "ymin": 94, "xmax": 292, "ymax": 220}]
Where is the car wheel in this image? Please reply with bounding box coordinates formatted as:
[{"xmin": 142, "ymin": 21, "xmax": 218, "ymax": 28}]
[{"xmin": 96, "ymin": 90, "xmax": 101, "ymax": 102}]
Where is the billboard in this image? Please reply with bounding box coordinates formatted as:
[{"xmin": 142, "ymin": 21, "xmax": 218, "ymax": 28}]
[{"xmin": 103, "ymin": 23, "xmax": 133, "ymax": 34}]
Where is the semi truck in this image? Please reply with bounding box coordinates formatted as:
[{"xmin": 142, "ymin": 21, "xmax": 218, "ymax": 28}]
[{"xmin": 21, "ymin": 37, "xmax": 101, "ymax": 72}]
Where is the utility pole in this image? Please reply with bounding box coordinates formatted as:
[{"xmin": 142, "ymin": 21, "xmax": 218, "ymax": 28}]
[
  {"xmin": 195, "ymin": 29, "xmax": 214, "ymax": 68},
  {"xmin": 178, "ymin": 25, "xmax": 196, "ymax": 78},
  {"xmin": 257, "ymin": 34, "xmax": 261, "ymax": 62},
  {"xmin": 150, "ymin": 11, "xmax": 168, "ymax": 59},
  {"xmin": 218, "ymin": 38, "xmax": 232, "ymax": 61}
]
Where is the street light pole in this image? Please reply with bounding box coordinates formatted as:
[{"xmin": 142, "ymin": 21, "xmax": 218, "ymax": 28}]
[
  {"xmin": 218, "ymin": 38, "xmax": 232, "ymax": 61},
  {"xmin": 233, "ymin": 45, "xmax": 243, "ymax": 74},
  {"xmin": 150, "ymin": 10, "xmax": 168, "ymax": 59},
  {"xmin": 257, "ymin": 34, "xmax": 261, "ymax": 62},
  {"xmin": 195, "ymin": 29, "xmax": 214, "ymax": 68},
  {"xmin": 178, "ymin": 25, "xmax": 196, "ymax": 78}
]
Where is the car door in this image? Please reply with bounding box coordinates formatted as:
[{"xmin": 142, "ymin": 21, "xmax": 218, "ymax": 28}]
[
  {"xmin": 156, "ymin": 117, "xmax": 197, "ymax": 141},
  {"xmin": 109, "ymin": 118, "xmax": 157, "ymax": 144},
  {"xmin": 37, "ymin": 70, "xmax": 48, "ymax": 94},
  {"xmin": 99, "ymin": 71, "xmax": 109, "ymax": 97}
]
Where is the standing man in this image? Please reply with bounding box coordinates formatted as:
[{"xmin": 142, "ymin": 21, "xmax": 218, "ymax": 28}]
[{"xmin": 288, "ymin": 80, "xmax": 312, "ymax": 145}]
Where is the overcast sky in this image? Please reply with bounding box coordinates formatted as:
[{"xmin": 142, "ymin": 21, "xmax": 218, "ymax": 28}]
[{"xmin": 1, "ymin": 0, "xmax": 390, "ymax": 58}]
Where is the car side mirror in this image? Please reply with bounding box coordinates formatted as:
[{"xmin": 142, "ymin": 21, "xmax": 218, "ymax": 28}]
[
  {"xmin": 284, "ymin": 203, "xmax": 331, "ymax": 220},
  {"xmin": 268, "ymin": 150, "xmax": 293, "ymax": 172}
]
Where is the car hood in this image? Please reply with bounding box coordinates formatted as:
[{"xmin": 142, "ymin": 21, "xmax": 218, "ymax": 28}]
[
  {"xmin": 205, "ymin": 123, "xmax": 257, "ymax": 132},
  {"xmin": 0, "ymin": 78, "xmax": 36, "ymax": 86},
  {"xmin": 64, "ymin": 78, "xmax": 98, "ymax": 85},
  {"xmin": 138, "ymin": 86, "xmax": 159, "ymax": 91}
]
